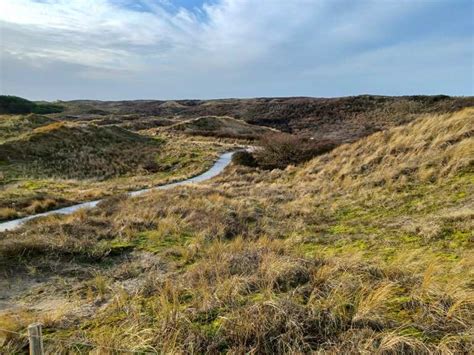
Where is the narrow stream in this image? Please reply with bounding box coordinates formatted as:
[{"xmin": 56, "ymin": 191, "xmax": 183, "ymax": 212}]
[{"xmin": 0, "ymin": 151, "xmax": 235, "ymax": 232}]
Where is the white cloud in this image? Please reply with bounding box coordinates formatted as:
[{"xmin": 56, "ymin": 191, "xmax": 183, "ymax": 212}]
[
  {"xmin": 0, "ymin": 0, "xmax": 200, "ymax": 70},
  {"xmin": 0, "ymin": 0, "xmax": 413, "ymax": 70},
  {"xmin": 0, "ymin": 0, "xmax": 472, "ymax": 99}
]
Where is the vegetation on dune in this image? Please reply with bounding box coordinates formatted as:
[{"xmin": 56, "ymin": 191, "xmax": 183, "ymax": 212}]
[
  {"xmin": 252, "ymin": 132, "xmax": 337, "ymax": 169},
  {"xmin": 164, "ymin": 115, "xmax": 277, "ymax": 139},
  {"xmin": 0, "ymin": 95, "xmax": 63, "ymax": 115},
  {"xmin": 0, "ymin": 114, "xmax": 55, "ymax": 143},
  {"xmin": 0, "ymin": 117, "xmax": 236, "ymax": 221},
  {"xmin": 59, "ymin": 95, "xmax": 474, "ymax": 143},
  {"xmin": 0, "ymin": 96, "xmax": 36, "ymax": 114},
  {"xmin": 231, "ymin": 133, "xmax": 337, "ymax": 170},
  {"xmin": 61, "ymin": 113, "xmax": 177, "ymax": 132},
  {"xmin": 0, "ymin": 122, "xmax": 164, "ymax": 179},
  {"xmin": 1, "ymin": 109, "xmax": 472, "ymax": 353},
  {"xmin": 231, "ymin": 150, "xmax": 258, "ymax": 167}
]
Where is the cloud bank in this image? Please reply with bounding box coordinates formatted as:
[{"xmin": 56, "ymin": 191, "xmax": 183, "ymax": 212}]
[{"xmin": 0, "ymin": 0, "xmax": 472, "ymax": 100}]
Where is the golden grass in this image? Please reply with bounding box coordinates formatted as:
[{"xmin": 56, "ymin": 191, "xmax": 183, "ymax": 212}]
[
  {"xmin": 0, "ymin": 122, "xmax": 237, "ymax": 221},
  {"xmin": 0, "ymin": 114, "xmax": 54, "ymax": 143},
  {"xmin": 298, "ymin": 108, "xmax": 473, "ymax": 191},
  {"xmin": 0, "ymin": 109, "xmax": 473, "ymax": 353}
]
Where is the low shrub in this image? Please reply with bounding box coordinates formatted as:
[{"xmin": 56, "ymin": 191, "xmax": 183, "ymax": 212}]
[
  {"xmin": 255, "ymin": 133, "xmax": 337, "ymax": 169},
  {"xmin": 232, "ymin": 150, "xmax": 258, "ymax": 167}
]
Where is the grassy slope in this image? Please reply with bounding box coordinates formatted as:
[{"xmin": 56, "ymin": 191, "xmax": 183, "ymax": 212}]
[
  {"xmin": 163, "ymin": 115, "xmax": 277, "ymax": 139},
  {"xmin": 0, "ymin": 114, "xmax": 55, "ymax": 143},
  {"xmin": 0, "ymin": 121, "xmax": 164, "ymax": 179},
  {"xmin": 0, "ymin": 109, "xmax": 473, "ymax": 353},
  {"xmin": 0, "ymin": 117, "xmax": 234, "ymax": 221}
]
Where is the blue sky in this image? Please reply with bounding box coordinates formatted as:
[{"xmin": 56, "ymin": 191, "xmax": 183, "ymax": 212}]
[{"xmin": 0, "ymin": 0, "xmax": 472, "ymax": 100}]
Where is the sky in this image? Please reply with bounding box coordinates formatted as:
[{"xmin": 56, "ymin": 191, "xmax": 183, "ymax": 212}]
[{"xmin": 0, "ymin": 0, "xmax": 473, "ymax": 100}]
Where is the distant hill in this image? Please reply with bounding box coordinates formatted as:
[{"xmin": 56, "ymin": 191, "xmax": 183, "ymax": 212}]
[
  {"xmin": 60, "ymin": 95, "xmax": 474, "ymax": 143},
  {"xmin": 163, "ymin": 115, "xmax": 277, "ymax": 139}
]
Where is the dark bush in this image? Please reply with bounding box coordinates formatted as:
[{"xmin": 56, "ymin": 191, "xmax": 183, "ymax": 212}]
[
  {"xmin": 255, "ymin": 133, "xmax": 337, "ymax": 169},
  {"xmin": 232, "ymin": 150, "xmax": 258, "ymax": 167},
  {"xmin": 142, "ymin": 159, "xmax": 161, "ymax": 173}
]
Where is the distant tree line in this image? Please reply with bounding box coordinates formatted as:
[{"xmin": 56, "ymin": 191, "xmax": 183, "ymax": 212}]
[{"xmin": 0, "ymin": 95, "xmax": 64, "ymax": 114}]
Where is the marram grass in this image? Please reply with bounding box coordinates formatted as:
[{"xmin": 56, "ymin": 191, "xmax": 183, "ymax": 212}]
[{"xmin": 0, "ymin": 109, "xmax": 473, "ymax": 353}]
